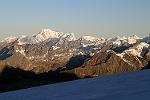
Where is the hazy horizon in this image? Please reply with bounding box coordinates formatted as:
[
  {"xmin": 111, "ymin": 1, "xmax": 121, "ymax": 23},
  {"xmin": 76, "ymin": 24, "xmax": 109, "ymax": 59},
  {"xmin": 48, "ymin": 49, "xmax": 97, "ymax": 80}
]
[{"xmin": 0, "ymin": 0, "xmax": 150, "ymax": 40}]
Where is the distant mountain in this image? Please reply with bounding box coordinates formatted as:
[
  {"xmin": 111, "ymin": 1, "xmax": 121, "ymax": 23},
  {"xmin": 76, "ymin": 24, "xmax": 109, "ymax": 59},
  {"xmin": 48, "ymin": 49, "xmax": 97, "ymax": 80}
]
[
  {"xmin": 0, "ymin": 29, "xmax": 150, "ymax": 92},
  {"xmin": 141, "ymin": 34, "xmax": 150, "ymax": 43},
  {"xmin": 0, "ymin": 36, "xmax": 18, "ymax": 44},
  {"xmin": 0, "ymin": 29, "xmax": 77, "ymax": 44},
  {"xmin": 108, "ymin": 35, "xmax": 141, "ymax": 45},
  {"xmin": 0, "ymin": 29, "xmax": 143, "ymax": 47}
]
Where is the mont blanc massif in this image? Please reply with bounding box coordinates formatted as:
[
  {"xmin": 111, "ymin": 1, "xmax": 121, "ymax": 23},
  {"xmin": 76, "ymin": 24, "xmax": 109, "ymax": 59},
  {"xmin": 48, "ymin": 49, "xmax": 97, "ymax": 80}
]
[{"xmin": 0, "ymin": 29, "xmax": 150, "ymax": 93}]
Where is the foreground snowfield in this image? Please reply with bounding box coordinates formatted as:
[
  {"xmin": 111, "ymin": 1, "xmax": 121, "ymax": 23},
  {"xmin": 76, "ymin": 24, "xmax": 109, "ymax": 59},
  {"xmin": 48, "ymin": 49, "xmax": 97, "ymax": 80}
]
[{"xmin": 0, "ymin": 70, "xmax": 150, "ymax": 100}]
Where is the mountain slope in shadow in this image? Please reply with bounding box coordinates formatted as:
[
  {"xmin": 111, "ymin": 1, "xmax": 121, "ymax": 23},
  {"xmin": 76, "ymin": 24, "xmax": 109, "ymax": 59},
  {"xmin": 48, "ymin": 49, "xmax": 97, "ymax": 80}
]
[{"xmin": 0, "ymin": 66, "xmax": 80, "ymax": 93}]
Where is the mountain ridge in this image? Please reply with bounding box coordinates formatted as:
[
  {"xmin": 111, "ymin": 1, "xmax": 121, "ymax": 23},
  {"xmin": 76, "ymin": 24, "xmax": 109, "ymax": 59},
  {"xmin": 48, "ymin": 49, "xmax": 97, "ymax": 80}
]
[
  {"xmin": 0, "ymin": 29, "xmax": 144, "ymax": 45},
  {"xmin": 0, "ymin": 29, "xmax": 150, "ymax": 92}
]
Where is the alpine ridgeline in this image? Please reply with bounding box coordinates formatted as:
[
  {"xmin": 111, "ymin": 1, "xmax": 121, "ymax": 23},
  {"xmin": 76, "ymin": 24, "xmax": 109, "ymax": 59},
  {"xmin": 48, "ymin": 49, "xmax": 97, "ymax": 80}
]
[{"xmin": 0, "ymin": 29, "xmax": 150, "ymax": 78}]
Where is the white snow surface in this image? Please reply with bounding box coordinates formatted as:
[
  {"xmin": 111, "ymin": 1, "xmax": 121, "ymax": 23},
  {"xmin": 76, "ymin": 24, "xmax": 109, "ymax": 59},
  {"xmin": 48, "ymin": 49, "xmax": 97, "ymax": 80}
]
[
  {"xmin": 52, "ymin": 46, "xmax": 60, "ymax": 50},
  {"xmin": 0, "ymin": 70, "xmax": 150, "ymax": 100}
]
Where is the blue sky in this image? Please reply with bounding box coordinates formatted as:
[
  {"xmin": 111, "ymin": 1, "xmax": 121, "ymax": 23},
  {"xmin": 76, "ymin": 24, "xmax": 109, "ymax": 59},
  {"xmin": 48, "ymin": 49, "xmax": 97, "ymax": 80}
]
[{"xmin": 0, "ymin": 0, "xmax": 150, "ymax": 39}]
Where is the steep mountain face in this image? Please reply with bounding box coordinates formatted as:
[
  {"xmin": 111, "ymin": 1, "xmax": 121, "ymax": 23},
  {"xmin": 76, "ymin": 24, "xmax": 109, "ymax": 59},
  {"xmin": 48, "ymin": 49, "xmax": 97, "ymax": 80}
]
[
  {"xmin": 74, "ymin": 50, "xmax": 147, "ymax": 78},
  {"xmin": 0, "ymin": 29, "xmax": 150, "ymax": 79}
]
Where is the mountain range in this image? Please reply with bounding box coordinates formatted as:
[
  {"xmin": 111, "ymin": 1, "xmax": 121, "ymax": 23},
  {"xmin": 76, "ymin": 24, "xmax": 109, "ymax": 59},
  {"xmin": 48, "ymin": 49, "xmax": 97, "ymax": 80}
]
[{"xmin": 0, "ymin": 29, "xmax": 150, "ymax": 92}]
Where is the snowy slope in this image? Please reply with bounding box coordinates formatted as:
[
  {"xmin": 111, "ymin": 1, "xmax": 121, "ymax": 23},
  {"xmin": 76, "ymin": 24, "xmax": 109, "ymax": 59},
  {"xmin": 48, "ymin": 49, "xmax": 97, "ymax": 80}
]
[
  {"xmin": 124, "ymin": 42, "xmax": 149, "ymax": 57},
  {"xmin": 116, "ymin": 42, "xmax": 149, "ymax": 58},
  {"xmin": 0, "ymin": 69, "xmax": 150, "ymax": 100}
]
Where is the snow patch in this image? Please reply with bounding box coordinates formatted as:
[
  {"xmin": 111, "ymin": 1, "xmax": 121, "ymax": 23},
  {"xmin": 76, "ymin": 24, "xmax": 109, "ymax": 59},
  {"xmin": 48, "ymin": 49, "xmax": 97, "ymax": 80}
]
[
  {"xmin": 116, "ymin": 42, "xmax": 149, "ymax": 58},
  {"xmin": 17, "ymin": 40, "xmax": 25, "ymax": 45},
  {"xmin": 80, "ymin": 36, "xmax": 101, "ymax": 42},
  {"xmin": 52, "ymin": 46, "xmax": 60, "ymax": 50},
  {"xmin": 82, "ymin": 43, "xmax": 95, "ymax": 47},
  {"xmin": 124, "ymin": 42, "xmax": 149, "ymax": 57},
  {"xmin": 16, "ymin": 48, "xmax": 25, "ymax": 56}
]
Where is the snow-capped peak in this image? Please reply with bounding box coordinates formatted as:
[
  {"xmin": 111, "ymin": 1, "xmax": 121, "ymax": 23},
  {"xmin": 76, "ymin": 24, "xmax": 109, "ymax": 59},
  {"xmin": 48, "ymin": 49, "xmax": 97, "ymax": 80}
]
[
  {"xmin": 133, "ymin": 34, "xmax": 139, "ymax": 39},
  {"xmin": 38, "ymin": 29, "xmax": 59, "ymax": 37},
  {"xmin": 117, "ymin": 42, "xmax": 149, "ymax": 58},
  {"xmin": 64, "ymin": 32, "xmax": 77, "ymax": 41},
  {"xmin": 35, "ymin": 29, "xmax": 77, "ymax": 42},
  {"xmin": 107, "ymin": 35, "xmax": 142, "ymax": 46},
  {"xmin": 40, "ymin": 29, "xmax": 53, "ymax": 33},
  {"xmin": 80, "ymin": 36, "xmax": 101, "ymax": 42},
  {"xmin": 0, "ymin": 29, "xmax": 78, "ymax": 44},
  {"xmin": 127, "ymin": 35, "xmax": 141, "ymax": 44},
  {"xmin": 108, "ymin": 36, "xmax": 127, "ymax": 45},
  {"xmin": 34, "ymin": 29, "xmax": 62, "ymax": 42},
  {"xmin": 0, "ymin": 36, "xmax": 17, "ymax": 44}
]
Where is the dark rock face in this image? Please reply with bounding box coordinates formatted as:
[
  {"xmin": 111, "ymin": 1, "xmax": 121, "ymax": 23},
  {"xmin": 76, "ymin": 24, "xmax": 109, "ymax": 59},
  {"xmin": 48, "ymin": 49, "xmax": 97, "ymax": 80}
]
[
  {"xmin": 0, "ymin": 66, "xmax": 79, "ymax": 93},
  {"xmin": 146, "ymin": 48, "xmax": 150, "ymax": 60},
  {"xmin": 0, "ymin": 47, "xmax": 13, "ymax": 60}
]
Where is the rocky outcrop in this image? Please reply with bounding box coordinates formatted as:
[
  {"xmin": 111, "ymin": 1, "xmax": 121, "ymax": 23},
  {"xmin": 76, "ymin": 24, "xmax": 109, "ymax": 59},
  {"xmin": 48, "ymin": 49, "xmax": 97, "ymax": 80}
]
[{"xmin": 74, "ymin": 50, "xmax": 147, "ymax": 78}]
